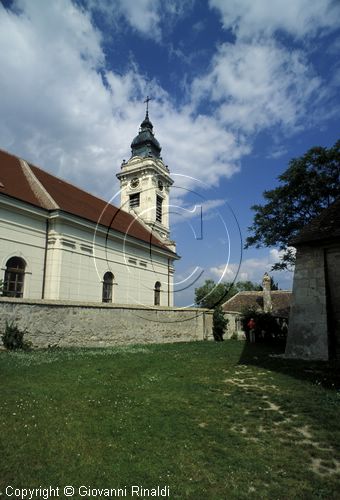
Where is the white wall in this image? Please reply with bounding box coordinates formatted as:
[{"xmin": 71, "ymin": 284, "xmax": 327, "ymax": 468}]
[
  {"xmin": 44, "ymin": 215, "xmax": 173, "ymax": 305},
  {"xmin": 0, "ymin": 198, "xmax": 175, "ymax": 305},
  {"xmin": 0, "ymin": 201, "xmax": 47, "ymax": 299}
]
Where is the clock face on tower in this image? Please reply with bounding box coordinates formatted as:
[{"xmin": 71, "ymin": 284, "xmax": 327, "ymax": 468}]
[
  {"xmin": 130, "ymin": 178, "xmax": 140, "ymax": 189},
  {"xmin": 158, "ymin": 180, "xmax": 164, "ymax": 191}
]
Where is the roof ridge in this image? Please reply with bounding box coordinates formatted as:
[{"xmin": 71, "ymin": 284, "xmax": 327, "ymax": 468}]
[
  {"xmin": 0, "ymin": 147, "xmax": 118, "ymax": 209},
  {"xmin": 28, "ymin": 161, "xmax": 168, "ymax": 250},
  {"xmin": 1, "ymin": 148, "xmax": 176, "ymax": 256},
  {"xmin": 20, "ymin": 160, "xmax": 59, "ymax": 210}
]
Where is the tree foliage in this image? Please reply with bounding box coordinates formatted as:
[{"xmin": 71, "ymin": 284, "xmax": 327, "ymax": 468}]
[
  {"xmin": 195, "ymin": 279, "xmax": 262, "ymax": 309},
  {"xmin": 245, "ymin": 140, "xmax": 340, "ymax": 270},
  {"xmin": 212, "ymin": 306, "xmax": 228, "ymax": 341}
]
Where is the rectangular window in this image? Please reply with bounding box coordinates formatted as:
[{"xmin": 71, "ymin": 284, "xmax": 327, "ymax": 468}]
[
  {"xmin": 156, "ymin": 195, "xmax": 163, "ymax": 223},
  {"xmin": 129, "ymin": 193, "xmax": 140, "ymax": 208},
  {"xmin": 3, "ymin": 270, "xmax": 25, "ymax": 298},
  {"xmin": 102, "ymin": 283, "xmax": 112, "ymax": 303}
]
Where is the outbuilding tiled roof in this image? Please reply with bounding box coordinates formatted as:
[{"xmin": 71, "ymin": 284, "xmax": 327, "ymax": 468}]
[
  {"xmin": 0, "ymin": 148, "xmax": 176, "ymax": 256},
  {"xmin": 291, "ymin": 197, "xmax": 340, "ymax": 246},
  {"xmin": 222, "ymin": 290, "xmax": 292, "ymax": 318}
]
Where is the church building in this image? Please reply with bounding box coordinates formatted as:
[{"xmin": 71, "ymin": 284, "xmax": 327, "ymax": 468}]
[{"xmin": 0, "ymin": 107, "xmax": 179, "ymax": 306}]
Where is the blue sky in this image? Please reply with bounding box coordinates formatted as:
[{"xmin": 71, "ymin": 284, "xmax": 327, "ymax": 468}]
[{"xmin": 1, "ymin": 0, "xmax": 339, "ymax": 306}]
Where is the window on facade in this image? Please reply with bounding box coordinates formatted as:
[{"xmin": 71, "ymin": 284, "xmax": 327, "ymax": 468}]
[
  {"xmin": 3, "ymin": 257, "xmax": 26, "ymax": 298},
  {"xmin": 129, "ymin": 192, "xmax": 140, "ymax": 209},
  {"xmin": 154, "ymin": 281, "xmax": 161, "ymax": 306},
  {"xmin": 102, "ymin": 272, "xmax": 114, "ymax": 303},
  {"xmin": 156, "ymin": 195, "xmax": 163, "ymax": 223}
]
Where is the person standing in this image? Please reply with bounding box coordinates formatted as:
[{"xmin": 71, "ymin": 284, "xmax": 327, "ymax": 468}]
[{"xmin": 247, "ymin": 318, "xmax": 256, "ymax": 343}]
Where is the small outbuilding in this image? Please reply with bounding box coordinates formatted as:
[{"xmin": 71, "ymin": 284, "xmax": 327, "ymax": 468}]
[
  {"xmin": 222, "ymin": 273, "xmax": 292, "ymax": 338},
  {"xmin": 285, "ymin": 198, "xmax": 340, "ymax": 360}
]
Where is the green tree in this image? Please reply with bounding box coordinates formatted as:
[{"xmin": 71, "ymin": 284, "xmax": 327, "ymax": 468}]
[
  {"xmin": 236, "ymin": 280, "xmax": 262, "ymax": 292},
  {"xmin": 212, "ymin": 306, "xmax": 228, "ymax": 341},
  {"xmin": 246, "ymin": 140, "xmax": 340, "ymax": 270},
  {"xmin": 195, "ymin": 279, "xmax": 230, "ymax": 309},
  {"xmin": 195, "ymin": 279, "xmax": 263, "ymax": 309},
  {"xmin": 194, "ymin": 281, "xmax": 230, "ymax": 341}
]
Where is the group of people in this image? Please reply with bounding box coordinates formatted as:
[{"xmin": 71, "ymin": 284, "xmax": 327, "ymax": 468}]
[{"xmin": 246, "ymin": 317, "xmax": 288, "ymax": 343}]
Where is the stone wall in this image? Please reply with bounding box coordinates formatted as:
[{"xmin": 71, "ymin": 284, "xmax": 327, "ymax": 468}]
[
  {"xmin": 224, "ymin": 312, "xmax": 245, "ymax": 339},
  {"xmin": 0, "ymin": 298, "xmax": 213, "ymax": 348},
  {"xmin": 325, "ymin": 247, "xmax": 340, "ymax": 358},
  {"xmin": 285, "ymin": 245, "xmax": 329, "ymax": 360}
]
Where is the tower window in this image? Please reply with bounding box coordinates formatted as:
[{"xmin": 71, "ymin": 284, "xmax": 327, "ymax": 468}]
[
  {"xmin": 154, "ymin": 281, "xmax": 161, "ymax": 306},
  {"xmin": 156, "ymin": 195, "xmax": 163, "ymax": 223},
  {"xmin": 129, "ymin": 192, "xmax": 140, "ymax": 209},
  {"xmin": 3, "ymin": 257, "xmax": 26, "ymax": 298},
  {"xmin": 102, "ymin": 272, "xmax": 114, "ymax": 303}
]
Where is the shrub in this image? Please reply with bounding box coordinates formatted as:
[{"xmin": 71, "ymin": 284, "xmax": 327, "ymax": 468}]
[
  {"xmin": 1, "ymin": 321, "xmax": 30, "ymax": 350},
  {"xmin": 213, "ymin": 306, "xmax": 228, "ymax": 342}
]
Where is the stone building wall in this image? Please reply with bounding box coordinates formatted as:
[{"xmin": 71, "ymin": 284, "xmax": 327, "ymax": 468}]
[
  {"xmin": 325, "ymin": 246, "xmax": 340, "ymax": 358},
  {"xmin": 224, "ymin": 312, "xmax": 244, "ymax": 339},
  {"xmin": 285, "ymin": 245, "xmax": 329, "ymax": 360},
  {"xmin": 0, "ymin": 298, "xmax": 213, "ymax": 348}
]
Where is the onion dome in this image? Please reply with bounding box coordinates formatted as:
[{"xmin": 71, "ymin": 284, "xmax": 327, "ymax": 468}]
[{"xmin": 131, "ymin": 110, "xmax": 161, "ymax": 159}]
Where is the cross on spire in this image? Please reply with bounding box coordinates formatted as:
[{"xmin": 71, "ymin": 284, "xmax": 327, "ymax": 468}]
[{"xmin": 144, "ymin": 95, "xmax": 153, "ymax": 117}]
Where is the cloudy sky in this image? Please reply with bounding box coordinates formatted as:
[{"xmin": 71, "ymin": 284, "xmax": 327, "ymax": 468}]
[{"xmin": 1, "ymin": 0, "xmax": 339, "ymax": 306}]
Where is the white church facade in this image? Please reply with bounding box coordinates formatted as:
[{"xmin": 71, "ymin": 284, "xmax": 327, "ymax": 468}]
[{"xmin": 0, "ymin": 109, "xmax": 179, "ymax": 306}]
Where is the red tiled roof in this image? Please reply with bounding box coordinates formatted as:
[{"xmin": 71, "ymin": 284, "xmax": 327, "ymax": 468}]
[
  {"xmin": 222, "ymin": 290, "xmax": 292, "ymax": 318},
  {"xmin": 0, "ymin": 149, "xmax": 176, "ymax": 256},
  {"xmin": 0, "ymin": 150, "xmax": 41, "ymax": 207}
]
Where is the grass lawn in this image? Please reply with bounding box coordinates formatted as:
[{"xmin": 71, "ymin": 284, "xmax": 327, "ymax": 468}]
[{"xmin": 1, "ymin": 340, "xmax": 340, "ymax": 499}]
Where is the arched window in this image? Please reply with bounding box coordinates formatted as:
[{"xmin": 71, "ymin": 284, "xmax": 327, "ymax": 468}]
[
  {"xmin": 154, "ymin": 281, "xmax": 161, "ymax": 306},
  {"xmin": 3, "ymin": 257, "xmax": 26, "ymax": 298},
  {"xmin": 102, "ymin": 272, "xmax": 114, "ymax": 303}
]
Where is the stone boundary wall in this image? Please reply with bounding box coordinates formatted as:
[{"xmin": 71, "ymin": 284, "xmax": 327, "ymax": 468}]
[{"xmin": 0, "ymin": 298, "xmax": 213, "ymax": 348}]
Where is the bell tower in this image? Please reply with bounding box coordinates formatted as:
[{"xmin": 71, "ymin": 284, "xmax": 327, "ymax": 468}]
[{"xmin": 117, "ymin": 98, "xmax": 174, "ymax": 244}]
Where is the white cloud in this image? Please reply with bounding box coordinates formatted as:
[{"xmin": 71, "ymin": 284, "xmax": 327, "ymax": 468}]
[
  {"xmin": 85, "ymin": 0, "xmax": 162, "ymax": 40},
  {"xmin": 197, "ymin": 1, "xmax": 340, "ymax": 138},
  {"xmin": 192, "ymin": 40, "xmax": 323, "ymax": 134},
  {"xmin": 170, "ymin": 198, "xmax": 226, "ymax": 226},
  {"xmin": 0, "ymin": 0, "xmax": 112, "ymax": 192},
  {"xmin": 210, "ymin": 248, "xmax": 295, "ymax": 289},
  {"xmin": 0, "ymin": 0, "xmax": 338, "ymax": 208},
  {"xmin": 157, "ymin": 107, "xmax": 248, "ymax": 187},
  {"xmin": 209, "ymin": 0, "xmax": 340, "ymax": 40},
  {"xmin": 267, "ymin": 146, "xmax": 288, "ymax": 159},
  {"xmin": 85, "ymin": 0, "xmax": 194, "ymax": 41},
  {"xmin": 0, "ymin": 0, "xmax": 246, "ymax": 201}
]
